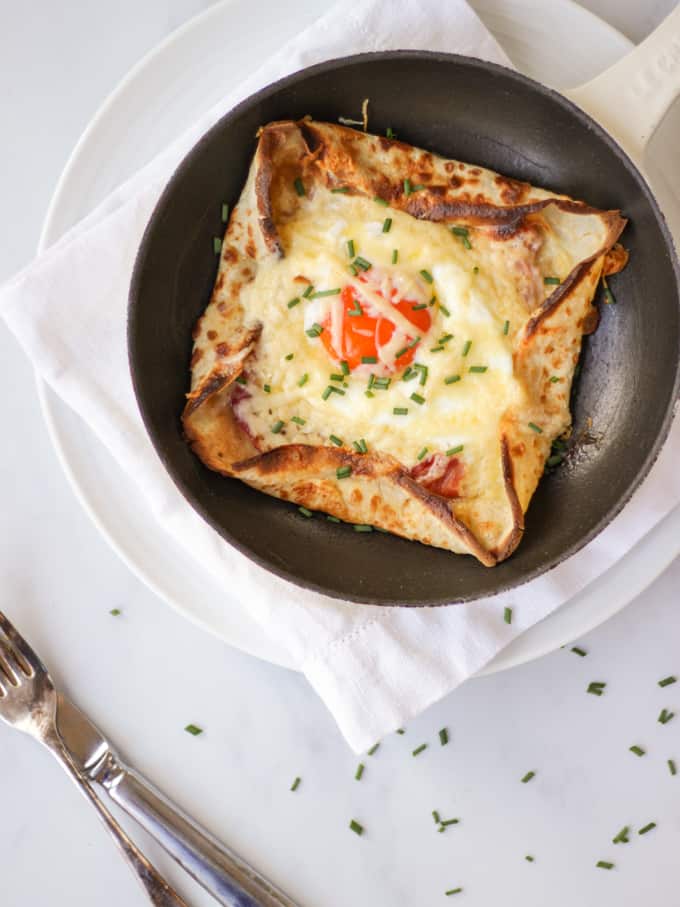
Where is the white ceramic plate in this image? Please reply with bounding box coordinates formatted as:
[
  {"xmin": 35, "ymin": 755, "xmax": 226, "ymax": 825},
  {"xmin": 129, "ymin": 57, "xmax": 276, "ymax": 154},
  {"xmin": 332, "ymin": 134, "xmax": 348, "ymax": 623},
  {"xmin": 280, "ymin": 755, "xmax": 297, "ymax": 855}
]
[{"xmin": 36, "ymin": 0, "xmax": 680, "ymax": 674}]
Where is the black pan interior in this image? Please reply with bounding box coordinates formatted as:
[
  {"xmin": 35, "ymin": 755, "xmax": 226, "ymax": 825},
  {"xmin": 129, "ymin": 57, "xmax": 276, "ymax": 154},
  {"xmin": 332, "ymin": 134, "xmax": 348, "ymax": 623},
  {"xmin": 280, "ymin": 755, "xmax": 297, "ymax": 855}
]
[{"xmin": 129, "ymin": 52, "xmax": 680, "ymax": 605}]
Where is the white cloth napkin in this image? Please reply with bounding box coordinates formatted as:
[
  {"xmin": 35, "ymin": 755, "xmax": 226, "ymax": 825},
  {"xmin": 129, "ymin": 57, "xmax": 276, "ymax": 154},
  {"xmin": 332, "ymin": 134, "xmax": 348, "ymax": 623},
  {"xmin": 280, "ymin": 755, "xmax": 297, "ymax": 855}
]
[{"xmin": 3, "ymin": 0, "xmax": 680, "ymax": 753}]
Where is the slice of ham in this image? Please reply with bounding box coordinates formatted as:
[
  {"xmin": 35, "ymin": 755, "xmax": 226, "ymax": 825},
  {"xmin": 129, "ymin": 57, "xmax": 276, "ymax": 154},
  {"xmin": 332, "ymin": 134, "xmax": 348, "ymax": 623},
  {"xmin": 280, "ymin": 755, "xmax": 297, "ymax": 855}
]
[{"xmin": 410, "ymin": 453, "xmax": 464, "ymax": 499}]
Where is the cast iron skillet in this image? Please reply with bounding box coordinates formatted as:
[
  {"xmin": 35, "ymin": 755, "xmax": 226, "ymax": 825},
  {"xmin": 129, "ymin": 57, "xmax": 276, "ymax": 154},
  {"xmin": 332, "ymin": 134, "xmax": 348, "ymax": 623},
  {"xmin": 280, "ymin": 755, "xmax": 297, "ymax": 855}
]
[{"xmin": 129, "ymin": 52, "xmax": 680, "ymax": 605}]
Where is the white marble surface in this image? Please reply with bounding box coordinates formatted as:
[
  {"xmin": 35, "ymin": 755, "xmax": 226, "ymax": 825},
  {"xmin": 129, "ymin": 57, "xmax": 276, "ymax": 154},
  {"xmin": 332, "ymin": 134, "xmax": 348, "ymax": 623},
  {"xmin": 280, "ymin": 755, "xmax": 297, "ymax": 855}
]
[{"xmin": 1, "ymin": 1, "xmax": 679, "ymax": 905}]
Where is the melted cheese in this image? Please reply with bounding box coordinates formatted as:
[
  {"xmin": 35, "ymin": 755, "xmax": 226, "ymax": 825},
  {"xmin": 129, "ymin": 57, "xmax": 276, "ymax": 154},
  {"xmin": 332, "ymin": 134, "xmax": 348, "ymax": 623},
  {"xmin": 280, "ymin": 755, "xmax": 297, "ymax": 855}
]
[{"xmin": 233, "ymin": 190, "xmax": 557, "ymax": 500}]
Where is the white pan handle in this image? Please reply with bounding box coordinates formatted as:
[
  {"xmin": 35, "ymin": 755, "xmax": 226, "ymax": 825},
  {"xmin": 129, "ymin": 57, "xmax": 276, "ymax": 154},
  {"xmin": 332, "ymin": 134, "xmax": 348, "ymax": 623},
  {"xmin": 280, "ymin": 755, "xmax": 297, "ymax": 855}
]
[{"xmin": 564, "ymin": 6, "xmax": 680, "ymax": 167}]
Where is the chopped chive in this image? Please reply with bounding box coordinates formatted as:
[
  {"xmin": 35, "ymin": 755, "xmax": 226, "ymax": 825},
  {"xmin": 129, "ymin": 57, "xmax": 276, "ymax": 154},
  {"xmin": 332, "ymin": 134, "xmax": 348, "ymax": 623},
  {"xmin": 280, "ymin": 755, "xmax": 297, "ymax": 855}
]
[
  {"xmin": 329, "ymin": 435, "xmax": 344, "ymax": 447},
  {"xmin": 462, "ymin": 340, "xmax": 472, "ymax": 357},
  {"xmin": 410, "ymin": 392, "xmax": 425, "ymax": 405},
  {"xmin": 503, "ymin": 320, "xmax": 510, "ymax": 335},
  {"xmin": 365, "ymin": 390, "xmax": 375, "ymax": 398},
  {"xmin": 659, "ymin": 676, "xmax": 677, "ymax": 687},
  {"xmin": 354, "ymin": 255, "xmax": 372, "ymax": 271},
  {"xmin": 326, "ymin": 514, "xmax": 341, "ymax": 523},
  {"xmin": 306, "ymin": 323, "xmax": 324, "ymax": 338},
  {"xmin": 439, "ymin": 728, "xmax": 449, "ymax": 746},
  {"xmin": 451, "ymin": 226, "xmax": 472, "ymax": 249},
  {"xmin": 439, "ymin": 333, "xmax": 454, "ymax": 344},
  {"xmin": 213, "ymin": 237, "xmax": 222, "ymax": 254},
  {"xmin": 294, "ymin": 177, "xmax": 305, "ymax": 197},
  {"xmin": 349, "ymin": 819, "xmax": 364, "ymax": 836},
  {"xmin": 403, "ymin": 178, "xmax": 412, "ymax": 196},
  {"xmin": 322, "ymin": 387, "xmax": 332, "ymax": 400},
  {"xmin": 430, "ymin": 346, "xmax": 445, "ymax": 353},
  {"xmin": 587, "ymin": 681, "xmax": 606, "ymax": 695},
  {"xmin": 469, "ymin": 365, "xmax": 488, "ymax": 373},
  {"xmin": 184, "ymin": 724, "xmax": 203, "ymax": 736},
  {"xmin": 298, "ymin": 373, "xmax": 309, "ymax": 387},
  {"xmin": 596, "ymin": 861, "xmax": 614, "ymax": 870},
  {"xmin": 420, "ymin": 269, "xmax": 434, "ymax": 284},
  {"xmin": 382, "ymin": 217, "xmax": 392, "ymax": 233},
  {"xmin": 392, "ymin": 248, "xmax": 399, "ymax": 264},
  {"xmin": 603, "ymin": 278, "xmax": 616, "ymax": 304},
  {"xmin": 445, "ymin": 375, "xmax": 461, "ymax": 385},
  {"xmin": 287, "ymin": 297, "xmax": 300, "ymax": 308},
  {"xmin": 373, "ymin": 196, "xmax": 389, "ymax": 206},
  {"xmin": 373, "ymin": 377, "xmax": 391, "ymax": 390},
  {"xmin": 361, "ymin": 356, "xmax": 377, "ymax": 364},
  {"xmin": 549, "ymin": 375, "xmax": 560, "ymax": 384},
  {"xmin": 311, "ymin": 288, "xmax": 342, "ymax": 299},
  {"xmin": 290, "ymin": 776, "xmax": 301, "ymax": 791},
  {"xmin": 521, "ymin": 771, "xmax": 535, "ymax": 783},
  {"xmin": 367, "ymin": 742, "xmax": 380, "ymax": 756},
  {"xmin": 412, "ymin": 744, "xmax": 428, "ymax": 757},
  {"xmin": 546, "ymin": 454, "xmax": 564, "ymax": 468},
  {"xmin": 525, "ymin": 855, "xmax": 535, "ymax": 862},
  {"xmin": 473, "ymin": 266, "xmax": 479, "ymax": 274},
  {"xmin": 271, "ymin": 420, "xmax": 285, "ymax": 434},
  {"xmin": 412, "ymin": 303, "xmax": 428, "ymax": 311},
  {"xmin": 417, "ymin": 447, "xmax": 429, "ymax": 461},
  {"xmin": 109, "ymin": 608, "xmax": 121, "ymax": 616},
  {"xmin": 440, "ymin": 818, "xmax": 459, "ymax": 827},
  {"xmin": 528, "ymin": 422, "xmax": 543, "ymax": 434},
  {"xmin": 348, "ymin": 265, "xmax": 358, "ymax": 276},
  {"xmin": 613, "ymin": 826, "xmax": 630, "ymax": 844},
  {"xmin": 347, "ymin": 300, "xmax": 363, "ymax": 317},
  {"xmin": 402, "ymin": 366, "xmax": 415, "ymax": 380},
  {"xmin": 393, "ymin": 407, "xmax": 409, "ymax": 415},
  {"xmin": 234, "ymin": 375, "xmax": 247, "ymax": 386},
  {"xmin": 395, "ymin": 347, "xmax": 409, "ymax": 360},
  {"xmin": 221, "ymin": 202, "xmax": 229, "ymax": 223},
  {"xmin": 408, "ymin": 335, "xmax": 421, "ymax": 350},
  {"xmin": 432, "ymin": 810, "xmax": 440, "ymax": 823},
  {"xmin": 438, "ymin": 302, "xmax": 451, "ymax": 317},
  {"xmin": 414, "ymin": 363, "xmax": 428, "ymax": 386},
  {"xmin": 347, "ymin": 239, "xmax": 356, "ymax": 258},
  {"xmin": 629, "ymin": 745, "xmax": 646, "ymax": 757},
  {"xmin": 330, "ymin": 373, "xmax": 345, "ymax": 382},
  {"xmin": 353, "ymin": 524, "xmax": 373, "ymax": 532},
  {"xmin": 571, "ymin": 646, "xmax": 587, "ymax": 657},
  {"xmin": 355, "ymin": 763, "xmax": 365, "ymax": 780},
  {"xmin": 659, "ymin": 709, "xmax": 675, "ymax": 724},
  {"xmin": 336, "ymin": 465, "xmax": 352, "ymax": 479},
  {"xmin": 302, "ymin": 284, "xmax": 314, "ymax": 298},
  {"xmin": 298, "ymin": 506, "xmax": 313, "ymax": 517},
  {"xmin": 504, "ymin": 606, "xmax": 513, "ymax": 624},
  {"xmin": 446, "ymin": 445, "xmax": 464, "ymax": 456},
  {"xmin": 668, "ymin": 759, "xmax": 677, "ymax": 775},
  {"xmin": 291, "ymin": 416, "xmax": 306, "ymax": 426},
  {"xmin": 445, "ymin": 888, "xmax": 463, "ymax": 896},
  {"xmin": 386, "ymin": 127, "xmax": 395, "ymax": 139},
  {"xmin": 331, "ymin": 186, "xmax": 350, "ymax": 193},
  {"xmin": 353, "ymin": 439, "xmax": 368, "ymax": 454},
  {"xmin": 638, "ymin": 822, "xmax": 656, "ymax": 835},
  {"xmin": 544, "ymin": 276, "xmax": 560, "ymax": 285},
  {"xmin": 340, "ymin": 360, "xmax": 350, "ymax": 375},
  {"xmin": 285, "ymin": 353, "xmax": 294, "ymax": 361}
]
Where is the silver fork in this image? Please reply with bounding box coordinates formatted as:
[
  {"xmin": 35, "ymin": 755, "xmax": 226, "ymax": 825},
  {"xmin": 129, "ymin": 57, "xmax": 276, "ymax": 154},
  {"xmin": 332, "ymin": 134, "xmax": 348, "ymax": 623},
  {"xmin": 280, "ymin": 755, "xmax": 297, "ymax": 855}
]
[{"xmin": 0, "ymin": 610, "xmax": 189, "ymax": 907}]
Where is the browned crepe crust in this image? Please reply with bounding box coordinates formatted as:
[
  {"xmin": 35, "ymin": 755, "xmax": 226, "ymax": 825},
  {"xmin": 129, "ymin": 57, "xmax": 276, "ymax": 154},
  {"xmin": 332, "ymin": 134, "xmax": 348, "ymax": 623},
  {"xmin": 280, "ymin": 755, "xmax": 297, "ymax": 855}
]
[{"xmin": 183, "ymin": 119, "xmax": 626, "ymax": 565}]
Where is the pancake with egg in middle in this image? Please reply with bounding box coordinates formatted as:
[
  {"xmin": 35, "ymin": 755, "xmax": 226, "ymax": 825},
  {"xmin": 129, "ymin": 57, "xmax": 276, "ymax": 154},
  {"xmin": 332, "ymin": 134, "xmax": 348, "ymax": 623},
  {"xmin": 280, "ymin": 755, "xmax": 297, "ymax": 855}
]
[{"xmin": 182, "ymin": 119, "xmax": 627, "ymax": 565}]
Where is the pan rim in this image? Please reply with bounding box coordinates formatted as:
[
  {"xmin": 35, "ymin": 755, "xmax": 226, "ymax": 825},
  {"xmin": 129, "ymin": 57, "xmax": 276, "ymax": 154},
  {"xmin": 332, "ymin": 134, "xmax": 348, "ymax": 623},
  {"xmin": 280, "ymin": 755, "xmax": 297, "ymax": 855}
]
[{"xmin": 128, "ymin": 49, "xmax": 680, "ymax": 606}]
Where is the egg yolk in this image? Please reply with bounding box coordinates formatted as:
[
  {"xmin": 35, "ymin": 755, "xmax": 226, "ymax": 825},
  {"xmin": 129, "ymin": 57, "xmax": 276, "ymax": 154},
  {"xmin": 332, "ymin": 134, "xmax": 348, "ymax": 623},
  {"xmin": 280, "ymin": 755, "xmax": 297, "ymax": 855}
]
[{"xmin": 321, "ymin": 283, "xmax": 431, "ymax": 371}]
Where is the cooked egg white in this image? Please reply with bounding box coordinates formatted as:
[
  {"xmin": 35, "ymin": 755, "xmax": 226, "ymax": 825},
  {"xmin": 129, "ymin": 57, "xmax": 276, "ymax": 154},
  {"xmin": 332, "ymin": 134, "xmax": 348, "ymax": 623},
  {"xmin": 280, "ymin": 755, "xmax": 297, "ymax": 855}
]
[{"xmin": 234, "ymin": 189, "xmax": 556, "ymax": 487}]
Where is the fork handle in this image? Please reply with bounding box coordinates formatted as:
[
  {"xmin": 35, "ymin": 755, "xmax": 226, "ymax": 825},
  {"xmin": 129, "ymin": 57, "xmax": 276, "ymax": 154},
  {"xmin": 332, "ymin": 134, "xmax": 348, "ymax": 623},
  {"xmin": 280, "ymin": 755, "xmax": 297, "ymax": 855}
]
[
  {"xmin": 92, "ymin": 753, "xmax": 297, "ymax": 907},
  {"xmin": 47, "ymin": 736, "xmax": 190, "ymax": 907}
]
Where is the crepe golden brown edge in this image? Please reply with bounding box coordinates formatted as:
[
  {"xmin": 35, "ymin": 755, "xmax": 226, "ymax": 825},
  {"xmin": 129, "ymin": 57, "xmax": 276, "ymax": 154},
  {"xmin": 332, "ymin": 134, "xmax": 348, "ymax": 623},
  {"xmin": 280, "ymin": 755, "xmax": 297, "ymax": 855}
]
[{"xmin": 182, "ymin": 119, "xmax": 627, "ymax": 566}]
